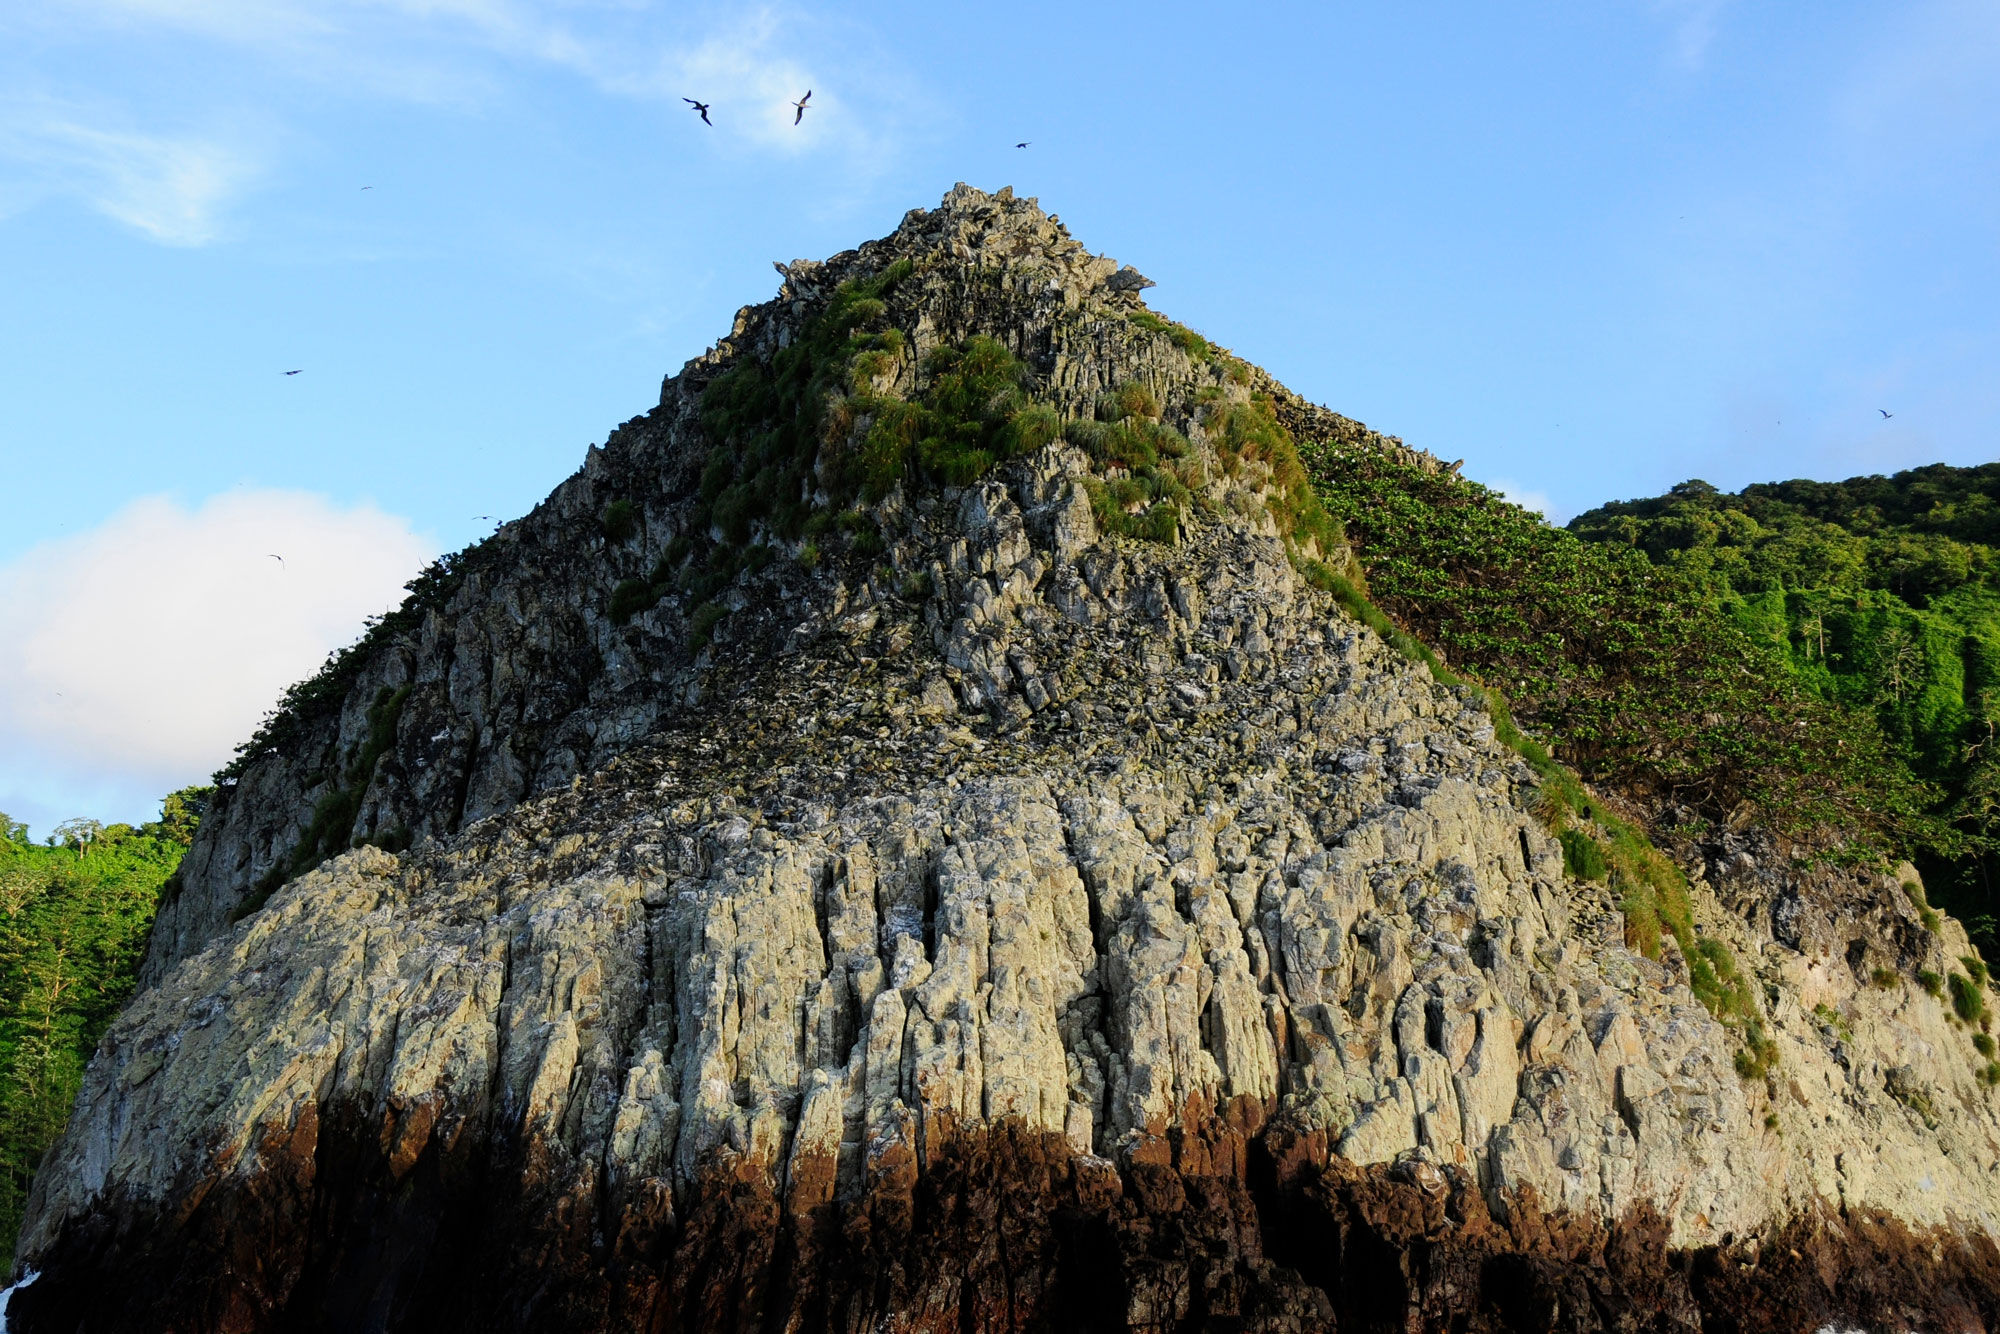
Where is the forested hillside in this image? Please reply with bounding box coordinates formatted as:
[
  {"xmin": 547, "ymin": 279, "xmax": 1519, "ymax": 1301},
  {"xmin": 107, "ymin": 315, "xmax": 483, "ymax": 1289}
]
[
  {"xmin": 1569, "ymin": 464, "xmax": 2000, "ymax": 947},
  {"xmin": 0, "ymin": 790, "xmax": 204, "ymax": 1252},
  {"xmin": 1304, "ymin": 444, "xmax": 1935, "ymax": 851}
]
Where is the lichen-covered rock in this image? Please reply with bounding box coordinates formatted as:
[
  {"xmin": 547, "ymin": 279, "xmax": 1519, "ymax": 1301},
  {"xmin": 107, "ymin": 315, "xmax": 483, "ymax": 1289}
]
[{"xmin": 16, "ymin": 187, "xmax": 2000, "ymax": 1333}]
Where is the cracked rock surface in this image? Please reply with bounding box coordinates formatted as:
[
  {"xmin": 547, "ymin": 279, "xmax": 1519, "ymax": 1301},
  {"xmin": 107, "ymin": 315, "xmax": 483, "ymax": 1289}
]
[{"xmin": 17, "ymin": 186, "xmax": 2000, "ymax": 1333}]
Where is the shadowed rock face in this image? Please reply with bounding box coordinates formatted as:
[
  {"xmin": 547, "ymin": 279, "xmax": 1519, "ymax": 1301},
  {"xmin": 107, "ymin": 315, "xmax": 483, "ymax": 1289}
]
[
  {"xmin": 14, "ymin": 1113, "xmax": 2000, "ymax": 1333},
  {"xmin": 19, "ymin": 186, "xmax": 2000, "ymax": 1331}
]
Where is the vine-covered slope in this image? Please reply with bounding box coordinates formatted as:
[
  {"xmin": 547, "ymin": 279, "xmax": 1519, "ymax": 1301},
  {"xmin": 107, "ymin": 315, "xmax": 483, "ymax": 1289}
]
[{"xmin": 1571, "ymin": 466, "xmax": 2000, "ymax": 947}]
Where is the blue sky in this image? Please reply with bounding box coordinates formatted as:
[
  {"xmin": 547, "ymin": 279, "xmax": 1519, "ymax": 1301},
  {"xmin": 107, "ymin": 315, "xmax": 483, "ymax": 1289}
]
[{"xmin": 3, "ymin": 0, "xmax": 1998, "ymax": 832}]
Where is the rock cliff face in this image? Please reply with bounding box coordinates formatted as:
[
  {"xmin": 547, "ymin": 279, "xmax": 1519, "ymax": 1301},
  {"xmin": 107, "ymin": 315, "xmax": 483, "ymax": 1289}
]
[{"xmin": 16, "ymin": 186, "xmax": 2000, "ymax": 1333}]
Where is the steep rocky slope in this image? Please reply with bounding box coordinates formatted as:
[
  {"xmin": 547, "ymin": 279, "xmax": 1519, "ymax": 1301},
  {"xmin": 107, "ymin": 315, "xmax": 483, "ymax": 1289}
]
[{"xmin": 14, "ymin": 186, "xmax": 2000, "ymax": 1332}]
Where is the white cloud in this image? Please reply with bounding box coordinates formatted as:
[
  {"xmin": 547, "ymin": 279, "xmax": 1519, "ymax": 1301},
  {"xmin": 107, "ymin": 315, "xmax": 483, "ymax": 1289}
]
[
  {"xmin": 0, "ymin": 490, "xmax": 435, "ymax": 816},
  {"xmin": 0, "ymin": 103, "xmax": 260, "ymax": 245},
  {"xmin": 1483, "ymin": 476, "xmax": 1565, "ymax": 525}
]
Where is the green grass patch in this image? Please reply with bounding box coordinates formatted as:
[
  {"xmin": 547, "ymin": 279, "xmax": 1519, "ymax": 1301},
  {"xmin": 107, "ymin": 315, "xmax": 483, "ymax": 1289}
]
[
  {"xmin": 1559, "ymin": 829, "xmax": 1609, "ymax": 882},
  {"xmin": 1907, "ymin": 881, "xmax": 1943, "ymax": 932},
  {"xmin": 1125, "ymin": 309, "xmax": 1211, "ymax": 359},
  {"xmin": 1812, "ymin": 1002, "xmax": 1855, "ymax": 1045}
]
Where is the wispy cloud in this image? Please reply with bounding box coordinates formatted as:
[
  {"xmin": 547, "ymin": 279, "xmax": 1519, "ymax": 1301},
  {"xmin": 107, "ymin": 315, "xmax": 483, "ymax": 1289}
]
[
  {"xmin": 0, "ymin": 102, "xmax": 260, "ymax": 244},
  {"xmin": 1651, "ymin": 0, "xmax": 1731, "ymax": 69},
  {"xmin": 51, "ymin": 0, "xmax": 918, "ymax": 161},
  {"xmin": 0, "ymin": 0, "xmax": 927, "ymax": 248}
]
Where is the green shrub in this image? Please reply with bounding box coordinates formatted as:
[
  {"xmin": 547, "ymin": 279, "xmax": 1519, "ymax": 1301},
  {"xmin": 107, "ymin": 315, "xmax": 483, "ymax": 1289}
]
[
  {"xmin": 1951, "ymin": 971, "xmax": 1988, "ymax": 1025},
  {"xmin": 610, "ymin": 578, "xmax": 658, "ymax": 625},
  {"xmin": 1871, "ymin": 966, "xmax": 1900, "ymax": 988},
  {"xmin": 1963, "ymin": 954, "xmax": 1990, "ymax": 987},
  {"xmin": 601, "ymin": 499, "xmax": 638, "ymax": 544},
  {"xmin": 837, "ymin": 509, "xmax": 884, "ymax": 558},
  {"xmin": 1975, "ymin": 1033, "xmax": 1996, "ymax": 1058},
  {"xmin": 689, "ymin": 601, "xmax": 728, "ymax": 649},
  {"xmin": 1733, "ymin": 1033, "xmax": 1780, "ymax": 1080},
  {"xmin": 1920, "ymin": 969, "xmax": 1945, "ymax": 996}
]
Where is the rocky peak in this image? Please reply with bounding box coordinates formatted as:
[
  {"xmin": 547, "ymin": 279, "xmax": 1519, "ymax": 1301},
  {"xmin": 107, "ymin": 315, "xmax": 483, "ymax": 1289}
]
[
  {"xmin": 23, "ymin": 186, "xmax": 2000, "ymax": 1333},
  {"xmin": 144, "ymin": 183, "xmax": 1411, "ymax": 985}
]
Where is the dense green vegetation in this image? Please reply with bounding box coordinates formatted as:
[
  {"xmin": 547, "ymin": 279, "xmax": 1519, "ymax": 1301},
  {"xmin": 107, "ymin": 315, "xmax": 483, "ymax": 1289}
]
[
  {"xmin": 1569, "ymin": 466, "xmax": 2000, "ymax": 949},
  {"xmin": 1304, "ymin": 445, "xmax": 1934, "ymax": 855},
  {"xmin": 0, "ymin": 789, "xmax": 205, "ymax": 1253}
]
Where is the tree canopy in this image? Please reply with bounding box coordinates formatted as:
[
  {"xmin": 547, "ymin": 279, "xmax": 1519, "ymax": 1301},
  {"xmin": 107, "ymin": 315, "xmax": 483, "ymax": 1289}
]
[{"xmin": 0, "ymin": 788, "xmax": 207, "ymax": 1254}]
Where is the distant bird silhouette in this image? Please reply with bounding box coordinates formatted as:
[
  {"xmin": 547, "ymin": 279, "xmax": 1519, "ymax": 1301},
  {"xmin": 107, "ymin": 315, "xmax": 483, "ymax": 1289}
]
[
  {"xmin": 792, "ymin": 90, "xmax": 812, "ymax": 125},
  {"xmin": 1879, "ymin": 409, "xmax": 1894, "ymax": 419},
  {"xmin": 267, "ymin": 554, "xmax": 285, "ymax": 567},
  {"xmin": 361, "ymin": 186, "xmax": 373, "ymax": 190},
  {"xmin": 284, "ymin": 369, "xmax": 301, "ymax": 375},
  {"xmin": 1016, "ymin": 142, "xmax": 1030, "ymax": 148},
  {"xmin": 474, "ymin": 515, "xmax": 493, "ymax": 521},
  {"xmin": 683, "ymin": 98, "xmax": 712, "ymax": 126}
]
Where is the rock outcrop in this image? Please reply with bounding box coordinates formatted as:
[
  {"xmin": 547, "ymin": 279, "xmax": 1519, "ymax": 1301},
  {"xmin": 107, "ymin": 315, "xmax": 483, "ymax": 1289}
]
[{"xmin": 15, "ymin": 186, "xmax": 2000, "ymax": 1332}]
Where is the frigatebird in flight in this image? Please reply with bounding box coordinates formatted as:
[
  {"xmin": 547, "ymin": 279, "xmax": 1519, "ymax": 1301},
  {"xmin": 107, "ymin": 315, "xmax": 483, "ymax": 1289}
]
[
  {"xmin": 684, "ymin": 98, "xmax": 712, "ymax": 126},
  {"xmin": 792, "ymin": 91, "xmax": 812, "ymax": 125},
  {"xmin": 1880, "ymin": 409, "xmax": 1894, "ymax": 419}
]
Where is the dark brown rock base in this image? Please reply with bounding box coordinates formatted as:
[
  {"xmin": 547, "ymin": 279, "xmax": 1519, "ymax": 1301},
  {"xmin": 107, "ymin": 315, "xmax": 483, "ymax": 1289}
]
[{"xmin": 14, "ymin": 1107, "xmax": 1998, "ymax": 1333}]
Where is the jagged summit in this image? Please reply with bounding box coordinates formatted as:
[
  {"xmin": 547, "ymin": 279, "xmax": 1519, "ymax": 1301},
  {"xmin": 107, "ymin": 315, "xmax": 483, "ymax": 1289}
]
[
  {"xmin": 144, "ymin": 183, "xmax": 1420, "ymax": 984},
  {"xmin": 15, "ymin": 187, "xmax": 2000, "ymax": 1333}
]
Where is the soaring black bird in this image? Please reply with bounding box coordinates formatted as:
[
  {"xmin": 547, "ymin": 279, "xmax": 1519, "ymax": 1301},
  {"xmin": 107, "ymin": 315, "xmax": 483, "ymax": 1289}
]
[
  {"xmin": 267, "ymin": 554, "xmax": 285, "ymax": 568},
  {"xmin": 683, "ymin": 98, "xmax": 712, "ymax": 126},
  {"xmin": 284, "ymin": 369, "xmax": 301, "ymax": 375},
  {"xmin": 1879, "ymin": 409, "xmax": 1894, "ymax": 419},
  {"xmin": 792, "ymin": 90, "xmax": 812, "ymax": 125},
  {"xmin": 1016, "ymin": 142, "xmax": 1030, "ymax": 148}
]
